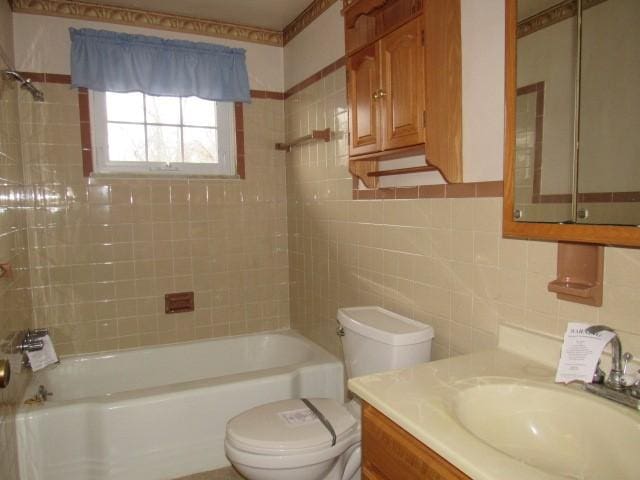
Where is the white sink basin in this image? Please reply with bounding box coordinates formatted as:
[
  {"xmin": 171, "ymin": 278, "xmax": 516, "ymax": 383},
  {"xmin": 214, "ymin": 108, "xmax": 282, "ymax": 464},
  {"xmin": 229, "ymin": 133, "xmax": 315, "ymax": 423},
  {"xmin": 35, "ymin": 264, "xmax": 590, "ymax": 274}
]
[{"xmin": 454, "ymin": 382, "xmax": 640, "ymax": 479}]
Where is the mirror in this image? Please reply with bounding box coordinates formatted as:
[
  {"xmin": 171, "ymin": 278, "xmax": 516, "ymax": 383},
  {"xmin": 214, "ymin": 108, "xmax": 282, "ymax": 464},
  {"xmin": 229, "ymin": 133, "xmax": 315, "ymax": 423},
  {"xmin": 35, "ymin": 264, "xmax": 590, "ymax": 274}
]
[{"xmin": 513, "ymin": 0, "xmax": 640, "ymax": 226}]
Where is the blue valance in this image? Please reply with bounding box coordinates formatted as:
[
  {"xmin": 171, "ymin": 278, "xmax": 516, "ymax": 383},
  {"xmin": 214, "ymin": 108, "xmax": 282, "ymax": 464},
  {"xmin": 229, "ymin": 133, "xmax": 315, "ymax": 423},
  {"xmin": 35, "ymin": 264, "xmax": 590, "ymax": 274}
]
[{"xmin": 69, "ymin": 28, "xmax": 251, "ymax": 103}]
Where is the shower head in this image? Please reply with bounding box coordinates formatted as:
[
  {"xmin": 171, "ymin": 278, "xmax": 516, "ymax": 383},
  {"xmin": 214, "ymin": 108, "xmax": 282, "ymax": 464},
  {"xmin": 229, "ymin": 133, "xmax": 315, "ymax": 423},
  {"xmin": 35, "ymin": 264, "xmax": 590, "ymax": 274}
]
[{"xmin": 3, "ymin": 70, "xmax": 45, "ymax": 102}]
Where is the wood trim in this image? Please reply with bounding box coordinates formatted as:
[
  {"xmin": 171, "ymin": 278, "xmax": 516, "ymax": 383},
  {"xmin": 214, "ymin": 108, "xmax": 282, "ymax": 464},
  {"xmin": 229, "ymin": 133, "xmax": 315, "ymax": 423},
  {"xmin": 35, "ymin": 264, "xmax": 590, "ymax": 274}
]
[
  {"xmin": 503, "ymin": 0, "xmax": 640, "ymax": 248},
  {"xmin": 367, "ymin": 165, "xmax": 437, "ymax": 177},
  {"xmin": 9, "ymin": 0, "xmax": 283, "ymax": 47},
  {"xmin": 349, "ymin": 144, "xmax": 425, "ymax": 161},
  {"xmin": 283, "ymin": 0, "xmax": 339, "ymax": 45},
  {"xmin": 423, "ymin": 0, "xmax": 462, "ymax": 183},
  {"xmin": 344, "ymin": 8, "xmax": 424, "ymax": 58}
]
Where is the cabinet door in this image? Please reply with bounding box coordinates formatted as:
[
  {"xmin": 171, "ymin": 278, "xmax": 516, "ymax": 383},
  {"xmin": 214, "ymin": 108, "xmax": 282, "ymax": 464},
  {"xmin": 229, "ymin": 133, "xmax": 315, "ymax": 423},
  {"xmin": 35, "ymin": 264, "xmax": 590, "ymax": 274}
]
[
  {"xmin": 348, "ymin": 43, "xmax": 381, "ymax": 156},
  {"xmin": 362, "ymin": 402, "xmax": 471, "ymax": 480},
  {"xmin": 379, "ymin": 17, "xmax": 425, "ymax": 151}
]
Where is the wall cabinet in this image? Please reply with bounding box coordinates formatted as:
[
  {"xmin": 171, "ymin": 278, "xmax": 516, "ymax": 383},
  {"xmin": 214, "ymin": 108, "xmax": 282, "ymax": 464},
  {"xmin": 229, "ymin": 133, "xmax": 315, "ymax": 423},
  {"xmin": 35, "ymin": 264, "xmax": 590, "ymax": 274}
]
[
  {"xmin": 379, "ymin": 17, "xmax": 425, "ymax": 151},
  {"xmin": 348, "ymin": 44, "xmax": 382, "ymax": 156},
  {"xmin": 362, "ymin": 402, "xmax": 470, "ymax": 480},
  {"xmin": 343, "ymin": 0, "xmax": 462, "ymax": 188},
  {"xmin": 348, "ymin": 17, "xmax": 424, "ymax": 157}
]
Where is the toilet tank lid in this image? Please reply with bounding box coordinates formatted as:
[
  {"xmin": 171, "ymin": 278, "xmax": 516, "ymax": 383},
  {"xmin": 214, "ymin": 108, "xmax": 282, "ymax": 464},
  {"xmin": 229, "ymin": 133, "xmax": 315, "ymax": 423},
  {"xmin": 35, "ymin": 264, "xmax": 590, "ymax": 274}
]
[{"xmin": 337, "ymin": 307, "xmax": 434, "ymax": 345}]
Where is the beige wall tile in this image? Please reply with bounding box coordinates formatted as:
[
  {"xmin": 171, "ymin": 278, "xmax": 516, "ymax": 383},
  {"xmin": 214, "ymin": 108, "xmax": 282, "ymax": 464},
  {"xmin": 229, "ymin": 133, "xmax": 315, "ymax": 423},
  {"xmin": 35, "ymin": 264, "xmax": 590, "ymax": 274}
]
[
  {"xmin": 286, "ymin": 73, "xmax": 640, "ymax": 361},
  {"xmin": 9, "ymin": 88, "xmax": 290, "ymax": 354}
]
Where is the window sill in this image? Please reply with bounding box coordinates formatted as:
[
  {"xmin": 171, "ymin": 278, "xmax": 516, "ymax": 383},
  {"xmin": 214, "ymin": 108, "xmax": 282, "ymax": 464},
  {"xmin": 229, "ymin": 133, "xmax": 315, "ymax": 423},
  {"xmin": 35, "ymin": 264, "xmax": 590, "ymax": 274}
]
[{"xmin": 89, "ymin": 172, "xmax": 243, "ymax": 181}]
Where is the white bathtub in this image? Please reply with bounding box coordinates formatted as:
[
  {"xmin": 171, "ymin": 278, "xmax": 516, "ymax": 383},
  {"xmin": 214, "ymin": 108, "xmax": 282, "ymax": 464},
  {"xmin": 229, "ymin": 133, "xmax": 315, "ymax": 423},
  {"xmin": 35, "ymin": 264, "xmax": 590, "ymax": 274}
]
[{"xmin": 16, "ymin": 331, "xmax": 344, "ymax": 480}]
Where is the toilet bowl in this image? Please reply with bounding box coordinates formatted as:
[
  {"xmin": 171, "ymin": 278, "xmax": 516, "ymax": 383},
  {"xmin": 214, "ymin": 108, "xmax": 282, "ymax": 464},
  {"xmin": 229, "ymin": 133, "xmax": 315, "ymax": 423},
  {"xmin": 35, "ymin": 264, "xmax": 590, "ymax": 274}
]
[
  {"xmin": 224, "ymin": 306, "xmax": 434, "ymax": 480},
  {"xmin": 225, "ymin": 398, "xmax": 361, "ymax": 480}
]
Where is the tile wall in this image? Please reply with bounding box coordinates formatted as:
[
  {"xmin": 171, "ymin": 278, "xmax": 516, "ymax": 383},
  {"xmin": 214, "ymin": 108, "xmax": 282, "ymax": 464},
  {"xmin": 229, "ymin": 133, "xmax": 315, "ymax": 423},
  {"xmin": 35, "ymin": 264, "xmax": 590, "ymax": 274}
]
[
  {"xmin": 285, "ymin": 66, "xmax": 640, "ymax": 361},
  {"xmin": 0, "ymin": 72, "xmax": 33, "ymax": 347},
  {"xmin": 0, "ymin": 4, "xmax": 34, "ymax": 477},
  {"xmin": 20, "ymin": 82, "xmax": 289, "ymax": 355}
]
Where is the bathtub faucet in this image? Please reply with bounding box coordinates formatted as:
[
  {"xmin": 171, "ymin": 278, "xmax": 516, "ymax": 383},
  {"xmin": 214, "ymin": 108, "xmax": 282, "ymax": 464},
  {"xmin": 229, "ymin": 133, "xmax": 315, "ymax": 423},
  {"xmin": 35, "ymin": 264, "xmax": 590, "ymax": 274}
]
[{"xmin": 16, "ymin": 328, "xmax": 49, "ymax": 353}]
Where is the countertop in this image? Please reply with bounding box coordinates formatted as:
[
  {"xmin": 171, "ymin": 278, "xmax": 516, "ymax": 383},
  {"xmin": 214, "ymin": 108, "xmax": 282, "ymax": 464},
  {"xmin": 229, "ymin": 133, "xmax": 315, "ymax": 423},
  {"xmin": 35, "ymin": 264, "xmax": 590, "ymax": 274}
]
[{"xmin": 348, "ymin": 347, "xmax": 639, "ymax": 480}]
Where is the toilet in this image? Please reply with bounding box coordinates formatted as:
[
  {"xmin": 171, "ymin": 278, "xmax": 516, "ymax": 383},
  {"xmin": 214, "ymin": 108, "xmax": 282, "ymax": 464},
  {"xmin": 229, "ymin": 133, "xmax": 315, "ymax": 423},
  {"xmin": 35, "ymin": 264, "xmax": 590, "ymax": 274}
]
[{"xmin": 224, "ymin": 306, "xmax": 434, "ymax": 480}]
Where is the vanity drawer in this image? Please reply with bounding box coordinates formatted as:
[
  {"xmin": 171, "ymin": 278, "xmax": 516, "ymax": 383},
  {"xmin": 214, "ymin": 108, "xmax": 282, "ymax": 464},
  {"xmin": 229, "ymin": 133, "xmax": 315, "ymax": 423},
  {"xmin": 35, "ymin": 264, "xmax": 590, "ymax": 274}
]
[{"xmin": 362, "ymin": 402, "xmax": 470, "ymax": 480}]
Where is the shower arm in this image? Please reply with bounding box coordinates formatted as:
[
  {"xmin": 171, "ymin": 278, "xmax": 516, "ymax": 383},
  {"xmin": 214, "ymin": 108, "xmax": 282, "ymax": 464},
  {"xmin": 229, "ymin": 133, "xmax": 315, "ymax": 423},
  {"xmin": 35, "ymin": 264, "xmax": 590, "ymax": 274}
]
[{"xmin": 2, "ymin": 69, "xmax": 45, "ymax": 102}]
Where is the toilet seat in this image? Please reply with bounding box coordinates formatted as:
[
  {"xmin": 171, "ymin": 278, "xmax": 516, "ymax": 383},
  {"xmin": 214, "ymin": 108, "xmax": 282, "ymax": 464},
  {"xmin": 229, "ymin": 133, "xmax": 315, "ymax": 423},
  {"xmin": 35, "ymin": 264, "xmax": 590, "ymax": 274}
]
[
  {"xmin": 226, "ymin": 398, "xmax": 358, "ymax": 454},
  {"xmin": 225, "ymin": 398, "xmax": 360, "ymax": 470}
]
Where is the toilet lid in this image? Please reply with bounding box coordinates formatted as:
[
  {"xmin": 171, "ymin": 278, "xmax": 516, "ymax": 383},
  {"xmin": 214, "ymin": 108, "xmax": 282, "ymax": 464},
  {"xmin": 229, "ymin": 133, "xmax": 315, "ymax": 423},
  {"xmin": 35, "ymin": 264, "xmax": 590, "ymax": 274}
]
[{"xmin": 226, "ymin": 398, "xmax": 358, "ymax": 454}]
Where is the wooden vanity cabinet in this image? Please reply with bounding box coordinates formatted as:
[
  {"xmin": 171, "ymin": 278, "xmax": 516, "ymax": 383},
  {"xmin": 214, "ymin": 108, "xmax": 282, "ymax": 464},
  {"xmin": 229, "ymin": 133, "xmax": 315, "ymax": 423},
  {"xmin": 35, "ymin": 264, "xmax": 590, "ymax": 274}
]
[{"xmin": 362, "ymin": 402, "xmax": 471, "ymax": 480}]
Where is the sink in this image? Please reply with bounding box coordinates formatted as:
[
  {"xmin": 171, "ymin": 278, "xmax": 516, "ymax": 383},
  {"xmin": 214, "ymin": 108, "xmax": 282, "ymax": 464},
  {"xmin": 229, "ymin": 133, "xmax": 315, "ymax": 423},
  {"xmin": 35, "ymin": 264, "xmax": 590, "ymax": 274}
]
[{"xmin": 453, "ymin": 382, "xmax": 639, "ymax": 479}]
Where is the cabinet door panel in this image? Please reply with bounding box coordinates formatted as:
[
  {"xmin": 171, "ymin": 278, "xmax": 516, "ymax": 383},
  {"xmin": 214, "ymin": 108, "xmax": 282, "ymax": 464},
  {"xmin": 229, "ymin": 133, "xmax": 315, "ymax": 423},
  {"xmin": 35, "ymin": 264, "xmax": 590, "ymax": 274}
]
[
  {"xmin": 348, "ymin": 44, "xmax": 381, "ymax": 156},
  {"xmin": 380, "ymin": 17, "xmax": 425, "ymax": 151},
  {"xmin": 363, "ymin": 402, "xmax": 471, "ymax": 480}
]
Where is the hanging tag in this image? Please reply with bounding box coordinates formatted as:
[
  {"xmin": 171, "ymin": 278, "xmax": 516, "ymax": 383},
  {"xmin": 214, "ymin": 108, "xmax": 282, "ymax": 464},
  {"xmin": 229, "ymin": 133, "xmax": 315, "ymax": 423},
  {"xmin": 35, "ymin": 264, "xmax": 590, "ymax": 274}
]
[{"xmin": 555, "ymin": 323, "xmax": 615, "ymax": 384}]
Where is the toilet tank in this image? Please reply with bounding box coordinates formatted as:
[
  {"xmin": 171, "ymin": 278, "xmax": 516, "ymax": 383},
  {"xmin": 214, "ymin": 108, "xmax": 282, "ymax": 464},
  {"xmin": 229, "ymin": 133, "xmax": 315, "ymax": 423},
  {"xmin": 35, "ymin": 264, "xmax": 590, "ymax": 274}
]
[{"xmin": 337, "ymin": 306, "xmax": 434, "ymax": 379}]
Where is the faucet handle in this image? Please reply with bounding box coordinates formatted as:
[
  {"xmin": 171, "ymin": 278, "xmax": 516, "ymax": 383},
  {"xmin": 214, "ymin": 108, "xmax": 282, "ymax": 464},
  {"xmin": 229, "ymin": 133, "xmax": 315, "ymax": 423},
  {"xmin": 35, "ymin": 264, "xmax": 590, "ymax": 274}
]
[
  {"xmin": 26, "ymin": 328, "xmax": 49, "ymax": 339},
  {"xmin": 629, "ymin": 370, "xmax": 640, "ymax": 399}
]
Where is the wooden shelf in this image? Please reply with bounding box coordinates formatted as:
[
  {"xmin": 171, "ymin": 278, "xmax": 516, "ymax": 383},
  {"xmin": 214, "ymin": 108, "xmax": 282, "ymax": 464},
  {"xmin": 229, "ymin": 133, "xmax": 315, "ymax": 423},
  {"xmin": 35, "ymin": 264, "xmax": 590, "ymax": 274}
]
[
  {"xmin": 368, "ymin": 165, "xmax": 438, "ymax": 177},
  {"xmin": 350, "ymin": 144, "xmax": 425, "ymax": 161},
  {"xmin": 275, "ymin": 128, "xmax": 331, "ymax": 152}
]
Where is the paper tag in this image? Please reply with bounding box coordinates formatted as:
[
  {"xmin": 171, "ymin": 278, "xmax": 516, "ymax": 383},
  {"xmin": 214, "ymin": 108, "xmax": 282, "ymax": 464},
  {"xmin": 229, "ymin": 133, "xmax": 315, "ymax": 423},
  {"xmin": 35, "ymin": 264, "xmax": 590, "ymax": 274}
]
[
  {"xmin": 278, "ymin": 408, "xmax": 318, "ymax": 427},
  {"xmin": 555, "ymin": 323, "xmax": 615, "ymax": 384}
]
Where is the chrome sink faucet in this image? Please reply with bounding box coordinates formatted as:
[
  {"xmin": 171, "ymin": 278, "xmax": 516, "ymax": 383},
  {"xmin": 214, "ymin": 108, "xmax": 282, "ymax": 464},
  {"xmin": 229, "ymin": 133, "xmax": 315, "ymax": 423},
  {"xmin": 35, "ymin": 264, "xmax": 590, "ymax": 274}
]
[
  {"xmin": 586, "ymin": 325, "xmax": 624, "ymax": 390},
  {"xmin": 584, "ymin": 325, "xmax": 640, "ymax": 409}
]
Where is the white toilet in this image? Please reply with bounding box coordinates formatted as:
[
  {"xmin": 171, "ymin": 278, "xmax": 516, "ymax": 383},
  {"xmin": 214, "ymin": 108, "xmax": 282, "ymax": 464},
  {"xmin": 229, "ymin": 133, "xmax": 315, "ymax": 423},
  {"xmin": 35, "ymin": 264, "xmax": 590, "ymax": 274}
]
[{"xmin": 224, "ymin": 306, "xmax": 434, "ymax": 480}]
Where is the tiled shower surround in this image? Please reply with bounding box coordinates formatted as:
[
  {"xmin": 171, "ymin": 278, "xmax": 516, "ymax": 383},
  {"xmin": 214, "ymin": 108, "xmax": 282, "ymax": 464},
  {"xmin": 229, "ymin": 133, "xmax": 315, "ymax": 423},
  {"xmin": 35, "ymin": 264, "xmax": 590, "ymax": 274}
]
[
  {"xmin": 2, "ymin": 63, "xmax": 640, "ymax": 363},
  {"xmin": 0, "ymin": 46, "xmax": 33, "ymax": 480},
  {"xmin": 0, "ymin": 77, "xmax": 33, "ymax": 346},
  {"xmin": 285, "ymin": 65, "xmax": 640, "ymax": 360},
  {"xmin": 18, "ymin": 82, "xmax": 289, "ymax": 355}
]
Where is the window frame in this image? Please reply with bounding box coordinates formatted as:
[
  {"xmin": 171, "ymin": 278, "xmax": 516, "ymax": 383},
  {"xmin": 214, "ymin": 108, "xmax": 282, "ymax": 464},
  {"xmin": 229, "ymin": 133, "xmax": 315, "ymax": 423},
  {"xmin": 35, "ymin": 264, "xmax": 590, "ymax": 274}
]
[{"xmin": 90, "ymin": 91, "xmax": 239, "ymax": 177}]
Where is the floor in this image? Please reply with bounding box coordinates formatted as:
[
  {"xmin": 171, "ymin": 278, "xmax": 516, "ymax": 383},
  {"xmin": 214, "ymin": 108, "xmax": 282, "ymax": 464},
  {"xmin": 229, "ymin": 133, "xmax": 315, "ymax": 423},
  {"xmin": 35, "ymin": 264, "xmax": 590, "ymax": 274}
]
[{"xmin": 174, "ymin": 466, "xmax": 245, "ymax": 480}]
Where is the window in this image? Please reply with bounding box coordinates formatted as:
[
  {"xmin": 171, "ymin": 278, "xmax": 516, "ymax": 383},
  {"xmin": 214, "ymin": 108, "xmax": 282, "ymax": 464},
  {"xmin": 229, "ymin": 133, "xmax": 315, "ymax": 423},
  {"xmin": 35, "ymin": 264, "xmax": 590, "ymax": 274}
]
[{"xmin": 91, "ymin": 91, "xmax": 237, "ymax": 176}]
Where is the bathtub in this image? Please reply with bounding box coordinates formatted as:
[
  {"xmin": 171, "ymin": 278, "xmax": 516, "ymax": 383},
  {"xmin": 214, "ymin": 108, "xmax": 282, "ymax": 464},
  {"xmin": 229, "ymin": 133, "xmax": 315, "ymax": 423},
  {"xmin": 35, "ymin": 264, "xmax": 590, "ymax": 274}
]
[{"xmin": 16, "ymin": 330, "xmax": 344, "ymax": 480}]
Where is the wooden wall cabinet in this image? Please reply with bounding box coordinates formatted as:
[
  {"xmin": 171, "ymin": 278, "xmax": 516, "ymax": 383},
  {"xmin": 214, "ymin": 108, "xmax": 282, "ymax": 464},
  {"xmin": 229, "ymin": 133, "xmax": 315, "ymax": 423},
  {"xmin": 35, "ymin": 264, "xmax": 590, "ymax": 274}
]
[
  {"xmin": 343, "ymin": 0, "xmax": 462, "ymax": 188},
  {"xmin": 379, "ymin": 17, "xmax": 425, "ymax": 151},
  {"xmin": 348, "ymin": 43, "xmax": 382, "ymax": 157},
  {"xmin": 362, "ymin": 402, "xmax": 470, "ymax": 480}
]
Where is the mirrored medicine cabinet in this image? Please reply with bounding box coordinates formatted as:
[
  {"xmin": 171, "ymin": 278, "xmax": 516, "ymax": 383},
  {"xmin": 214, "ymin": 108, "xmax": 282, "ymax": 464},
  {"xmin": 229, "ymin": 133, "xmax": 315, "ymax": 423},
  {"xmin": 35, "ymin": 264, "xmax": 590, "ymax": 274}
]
[{"xmin": 503, "ymin": 0, "xmax": 640, "ymax": 247}]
